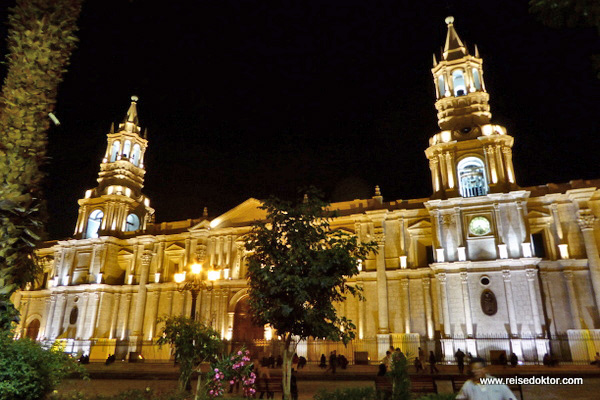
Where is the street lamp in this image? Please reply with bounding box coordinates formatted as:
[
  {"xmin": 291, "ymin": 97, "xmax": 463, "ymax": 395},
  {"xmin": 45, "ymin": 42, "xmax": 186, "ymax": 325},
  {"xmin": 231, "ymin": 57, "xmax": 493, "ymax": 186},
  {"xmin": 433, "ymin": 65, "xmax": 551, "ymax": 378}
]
[{"xmin": 174, "ymin": 263, "xmax": 218, "ymax": 320}]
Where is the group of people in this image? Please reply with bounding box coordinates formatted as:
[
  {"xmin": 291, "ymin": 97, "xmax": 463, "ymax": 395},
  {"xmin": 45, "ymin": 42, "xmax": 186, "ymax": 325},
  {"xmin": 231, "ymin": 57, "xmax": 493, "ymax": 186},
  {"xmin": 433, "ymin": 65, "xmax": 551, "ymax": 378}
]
[{"xmin": 318, "ymin": 350, "xmax": 349, "ymax": 373}]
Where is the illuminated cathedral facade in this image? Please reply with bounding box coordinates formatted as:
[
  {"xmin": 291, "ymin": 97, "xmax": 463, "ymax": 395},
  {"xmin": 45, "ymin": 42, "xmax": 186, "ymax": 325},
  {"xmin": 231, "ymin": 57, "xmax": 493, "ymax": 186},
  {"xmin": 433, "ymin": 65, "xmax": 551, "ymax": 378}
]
[{"xmin": 14, "ymin": 18, "xmax": 600, "ymax": 364}]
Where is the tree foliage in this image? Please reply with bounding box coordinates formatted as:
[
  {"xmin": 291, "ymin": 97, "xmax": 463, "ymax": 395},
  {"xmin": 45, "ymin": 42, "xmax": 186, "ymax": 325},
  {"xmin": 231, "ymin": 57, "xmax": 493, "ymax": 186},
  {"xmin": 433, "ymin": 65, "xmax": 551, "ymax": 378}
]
[
  {"xmin": 244, "ymin": 188, "xmax": 377, "ymax": 399},
  {"xmin": 0, "ymin": 331, "xmax": 86, "ymax": 400},
  {"xmin": 0, "ymin": 0, "xmax": 83, "ymax": 328},
  {"xmin": 156, "ymin": 316, "xmax": 223, "ymax": 393}
]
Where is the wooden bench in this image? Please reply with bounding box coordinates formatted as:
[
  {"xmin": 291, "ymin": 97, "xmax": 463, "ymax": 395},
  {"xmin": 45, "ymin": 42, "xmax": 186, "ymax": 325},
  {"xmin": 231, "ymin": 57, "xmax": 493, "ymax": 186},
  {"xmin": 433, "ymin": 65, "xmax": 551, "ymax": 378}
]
[
  {"xmin": 256, "ymin": 377, "xmax": 283, "ymax": 399},
  {"xmin": 374, "ymin": 376, "xmax": 393, "ymax": 400},
  {"xmin": 452, "ymin": 377, "xmax": 524, "ymax": 400},
  {"xmin": 410, "ymin": 376, "xmax": 437, "ymax": 395}
]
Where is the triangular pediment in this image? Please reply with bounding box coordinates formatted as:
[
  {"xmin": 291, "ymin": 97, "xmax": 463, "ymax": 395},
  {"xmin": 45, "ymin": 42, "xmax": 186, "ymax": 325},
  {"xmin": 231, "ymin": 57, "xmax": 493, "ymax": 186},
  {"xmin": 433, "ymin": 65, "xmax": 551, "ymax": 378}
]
[
  {"xmin": 189, "ymin": 219, "xmax": 212, "ymax": 232},
  {"xmin": 117, "ymin": 248, "xmax": 134, "ymax": 256},
  {"xmin": 408, "ymin": 219, "xmax": 432, "ymax": 230},
  {"xmin": 209, "ymin": 198, "xmax": 267, "ymax": 229},
  {"xmin": 527, "ymin": 210, "xmax": 551, "ymax": 219},
  {"xmin": 165, "ymin": 243, "xmax": 185, "ymax": 252}
]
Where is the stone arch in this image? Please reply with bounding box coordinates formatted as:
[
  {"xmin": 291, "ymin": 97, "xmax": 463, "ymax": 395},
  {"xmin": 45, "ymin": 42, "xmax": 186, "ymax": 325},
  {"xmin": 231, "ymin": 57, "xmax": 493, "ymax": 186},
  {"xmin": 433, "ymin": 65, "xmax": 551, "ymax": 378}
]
[
  {"xmin": 228, "ymin": 288, "xmax": 249, "ymax": 313},
  {"xmin": 25, "ymin": 315, "xmax": 42, "ymax": 340}
]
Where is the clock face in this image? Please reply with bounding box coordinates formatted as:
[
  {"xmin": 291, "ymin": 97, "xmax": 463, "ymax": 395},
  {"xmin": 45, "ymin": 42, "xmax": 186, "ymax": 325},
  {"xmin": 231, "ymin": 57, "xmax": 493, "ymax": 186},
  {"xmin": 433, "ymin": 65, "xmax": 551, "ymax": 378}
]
[{"xmin": 469, "ymin": 216, "xmax": 491, "ymax": 236}]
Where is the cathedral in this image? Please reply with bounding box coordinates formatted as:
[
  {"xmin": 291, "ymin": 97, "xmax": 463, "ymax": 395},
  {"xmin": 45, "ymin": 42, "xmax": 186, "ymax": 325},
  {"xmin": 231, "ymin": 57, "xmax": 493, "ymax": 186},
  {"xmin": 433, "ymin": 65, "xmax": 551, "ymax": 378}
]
[{"xmin": 13, "ymin": 17, "xmax": 600, "ymax": 364}]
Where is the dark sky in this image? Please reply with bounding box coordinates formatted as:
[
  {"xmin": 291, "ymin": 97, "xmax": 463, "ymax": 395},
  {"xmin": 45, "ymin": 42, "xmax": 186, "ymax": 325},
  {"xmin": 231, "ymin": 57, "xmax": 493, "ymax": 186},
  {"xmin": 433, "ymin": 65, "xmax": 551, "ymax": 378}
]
[{"xmin": 1, "ymin": 1, "xmax": 598, "ymax": 239}]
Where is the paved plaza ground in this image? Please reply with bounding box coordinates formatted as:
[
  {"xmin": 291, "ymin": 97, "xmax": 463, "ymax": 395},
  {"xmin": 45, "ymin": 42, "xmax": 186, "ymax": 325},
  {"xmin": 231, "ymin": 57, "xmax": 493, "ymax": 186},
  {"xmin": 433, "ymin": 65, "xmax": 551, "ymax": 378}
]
[{"xmin": 57, "ymin": 362, "xmax": 600, "ymax": 399}]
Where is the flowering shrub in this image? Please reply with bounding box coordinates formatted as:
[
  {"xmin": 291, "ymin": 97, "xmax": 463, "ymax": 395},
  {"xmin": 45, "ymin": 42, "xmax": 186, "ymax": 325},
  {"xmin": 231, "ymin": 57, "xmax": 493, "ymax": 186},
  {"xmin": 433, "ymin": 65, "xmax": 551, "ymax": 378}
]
[{"xmin": 207, "ymin": 348, "xmax": 256, "ymax": 398}]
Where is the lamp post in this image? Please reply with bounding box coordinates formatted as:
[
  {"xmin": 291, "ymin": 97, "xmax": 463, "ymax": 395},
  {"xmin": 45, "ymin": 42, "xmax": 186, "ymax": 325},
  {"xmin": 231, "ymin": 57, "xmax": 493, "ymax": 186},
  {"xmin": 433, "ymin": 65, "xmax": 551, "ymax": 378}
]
[{"xmin": 174, "ymin": 263, "xmax": 218, "ymax": 321}]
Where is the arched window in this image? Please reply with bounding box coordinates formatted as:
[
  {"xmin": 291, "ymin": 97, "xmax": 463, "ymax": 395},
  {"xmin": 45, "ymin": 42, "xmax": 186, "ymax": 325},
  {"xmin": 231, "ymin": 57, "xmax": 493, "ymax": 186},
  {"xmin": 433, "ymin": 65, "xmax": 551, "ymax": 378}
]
[
  {"xmin": 122, "ymin": 140, "xmax": 131, "ymax": 159},
  {"xmin": 452, "ymin": 69, "xmax": 466, "ymax": 96},
  {"xmin": 69, "ymin": 307, "xmax": 78, "ymax": 325},
  {"xmin": 457, "ymin": 157, "xmax": 488, "ymax": 198},
  {"xmin": 110, "ymin": 140, "xmax": 120, "ymax": 162},
  {"xmin": 438, "ymin": 75, "xmax": 445, "ymax": 97},
  {"xmin": 85, "ymin": 210, "xmax": 104, "ymax": 238},
  {"xmin": 131, "ymin": 143, "xmax": 141, "ymax": 166},
  {"xmin": 125, "ymin": 213, "xmax": 140, "ymax": 232},
  {"xmin": 472, "ymin": 68, "xmax": 481, "ymax": 90}
]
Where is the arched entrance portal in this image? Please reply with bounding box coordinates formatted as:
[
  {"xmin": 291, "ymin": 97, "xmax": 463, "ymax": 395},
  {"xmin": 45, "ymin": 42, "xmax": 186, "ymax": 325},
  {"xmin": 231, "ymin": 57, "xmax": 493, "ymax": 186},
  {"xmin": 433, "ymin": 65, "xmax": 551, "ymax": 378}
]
[
  {"xmin": 232, "ymin": 297, "xmax": 264, "ymax": 342},
  {"xmin": 25, "ymin": 319, "xmax": 40, "ymax": 340}
]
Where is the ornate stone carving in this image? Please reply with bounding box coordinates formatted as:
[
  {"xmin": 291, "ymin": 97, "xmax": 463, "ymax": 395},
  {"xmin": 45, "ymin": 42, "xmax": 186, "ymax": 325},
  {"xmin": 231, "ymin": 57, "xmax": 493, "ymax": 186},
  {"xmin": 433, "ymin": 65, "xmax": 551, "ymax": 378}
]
[
  {"xmin": 422, "ymin": 277, "xmax": 431, "ymax": 289},
  {"xmin": 401, "ymin": 278, "xmax": 409, "ymax": 288},
  {"xmin": 436, "ymin": 273, "xmax": 447, "ymax": 284},
  {"xmin": 196, "ymin": 244, "xmax": 208, "ymax": 262},
  {"xmin": 502, "ymin": 269, "xmax": 511, "ymax": 282},
  {"xmin": 441, "ymin": 214, "xmax": 454, "ymax": 226},
  {"xmin": 577, "ymin": 209, "xmax": 597, "ymax": 230},
  {"xmin": 141, "ymin": 250, "xmax": 153, "ymax": 266},
  {"xmin": 480, "ymin": 289, "xmax": 498, "ymax": 316},
  {"xmin": 525, "ymin": 268, "xmax": 537, "ymax": 281},
  {"xmin": 460, "ymin": 272, "xmax": 468, "ymax": 282}
]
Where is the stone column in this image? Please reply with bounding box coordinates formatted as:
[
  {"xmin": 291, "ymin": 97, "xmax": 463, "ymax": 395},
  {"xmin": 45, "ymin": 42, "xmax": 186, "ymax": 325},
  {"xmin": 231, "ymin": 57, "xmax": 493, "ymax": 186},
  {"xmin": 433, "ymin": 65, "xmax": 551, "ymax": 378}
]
[
  {"xmin": 422, "ymin": 277, "xmax": 434, "ymax": 339},
  {"xmin": 109, "ymin": 292, "xmax": 121, "ymax": 339},
  {"xmin": 130, "ymin": 251, "xmax": 153, "ymax": 339},
  {"xmin": 121, "ymin": 293, "xmax": 132, "ymax": 340},
  {"xmin": 563, "ymin": 271, "xmax": 582, "ymax": 330},
  {"xmin": 357, "ymin": 281, "xmax": 365, "ymax": 339},
  {"xmin": 75, "ymin": 293, "xmax": 90, "ymax": 339},
  {"xmin": 460, "ymin": 272, "xmax": 473, "ymax": 337},
  {"xmin": 147, "ymin": 290, "xmax": 161, "ymax": 339},
  {"xmin": 577, "ymin": 210, "xmax": 600, "ymax": 314},
  {"xmin": 525, "ymin": 269, "xmax": 543, "ymax": 336},
  {"xmin": 375, "ymin": 234, "xmax": 389, "ymax": 334},
  {"xmin": 401, "ymin": 278, "xmax": 410, "ymax": 333},
  {"xmin": 44, "ymin": 295, "xmax": 57, "ymax": 340},
  {"xmin": 86, "ymin": 293, "xmax": 100, "ymax": 339},
  {"xmin": 502, "ymin": 270, "xmax": 519, "ymax": 336},
  {"xmin": 437, "ymin": 273, "xmax": 451, "ymax": 337}
]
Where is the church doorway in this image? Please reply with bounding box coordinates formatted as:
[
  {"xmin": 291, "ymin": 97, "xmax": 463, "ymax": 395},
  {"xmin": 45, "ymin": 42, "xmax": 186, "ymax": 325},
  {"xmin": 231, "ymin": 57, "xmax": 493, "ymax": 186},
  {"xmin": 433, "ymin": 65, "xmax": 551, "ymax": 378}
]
[
  {"xmin": 232, "ymin": 297, "xmax": 264, "ymax": 343},
  {"xmin": 25, "ymin": 318, "xmax": 40, "ymax": 340}
]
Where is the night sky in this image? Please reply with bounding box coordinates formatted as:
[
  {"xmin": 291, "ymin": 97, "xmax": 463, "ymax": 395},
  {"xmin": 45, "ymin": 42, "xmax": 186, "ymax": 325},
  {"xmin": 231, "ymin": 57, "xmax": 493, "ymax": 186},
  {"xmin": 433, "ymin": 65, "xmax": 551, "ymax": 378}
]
[{"xmin": 1, "ymin": 1, "xmax": 598, "ymax": 240}]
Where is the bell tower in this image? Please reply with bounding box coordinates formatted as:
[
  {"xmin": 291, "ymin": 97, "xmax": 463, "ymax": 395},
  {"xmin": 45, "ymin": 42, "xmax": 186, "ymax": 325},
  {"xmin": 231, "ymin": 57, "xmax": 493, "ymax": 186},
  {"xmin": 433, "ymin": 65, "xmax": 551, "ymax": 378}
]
[
  {"xmin": 425, "ymin": 17, "xmax": 518, "ymax": 199},
  {"xmin": 74, "ymin": 96, "xmax": 154, "ymax": 238}
]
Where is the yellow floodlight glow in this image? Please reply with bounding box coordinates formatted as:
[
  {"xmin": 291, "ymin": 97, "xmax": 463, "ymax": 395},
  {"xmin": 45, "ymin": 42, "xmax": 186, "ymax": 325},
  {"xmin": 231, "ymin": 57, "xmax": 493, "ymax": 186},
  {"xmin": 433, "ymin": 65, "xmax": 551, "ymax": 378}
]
[
  {"xmin": 208, "ymin": 270, "xmax": 220, "ymax": 281},
  {"xmin": 191, "ymin": 263, "xmax": 202, "ymax": 275},
  {"xmin": 174, "ymin": 272, "xmax": 185, "ymax": 283}
]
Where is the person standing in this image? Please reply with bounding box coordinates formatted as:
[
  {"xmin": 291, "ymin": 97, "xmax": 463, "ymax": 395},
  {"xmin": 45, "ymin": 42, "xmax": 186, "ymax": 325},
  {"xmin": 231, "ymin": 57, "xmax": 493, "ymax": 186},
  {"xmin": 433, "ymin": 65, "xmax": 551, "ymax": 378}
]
[
  {"xmin": 328, "ymin": 350, "xmax": 338, "ymax": 374},
  {"xmin": 428, "ymin": 351, "xmax": 439, "ymax": 374},
  {"xmin": 455, "ymin": 348, "xmax": 466, "ymax": 374},
  {"xmin": 509, "ymin": 353, "xmax": 518, "ymax": 368},
  {"xmin": 456, "ymin": 357, "xmax": 516, "ymax": 400}
]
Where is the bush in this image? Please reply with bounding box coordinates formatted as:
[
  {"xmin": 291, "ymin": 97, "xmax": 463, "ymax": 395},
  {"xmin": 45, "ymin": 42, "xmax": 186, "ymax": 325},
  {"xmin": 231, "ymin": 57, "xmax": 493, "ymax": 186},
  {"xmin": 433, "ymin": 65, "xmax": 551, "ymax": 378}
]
[
  {"xmin": 313, "ymin": 386, "xmax": 375, "ymax": 400},
  {"xmin": 0, "ymin": 332, "xmax": 86, "ymax": 400},
  {"xmin": 48, "ymin": 389, "xmax": 192, "ymax": 400}
]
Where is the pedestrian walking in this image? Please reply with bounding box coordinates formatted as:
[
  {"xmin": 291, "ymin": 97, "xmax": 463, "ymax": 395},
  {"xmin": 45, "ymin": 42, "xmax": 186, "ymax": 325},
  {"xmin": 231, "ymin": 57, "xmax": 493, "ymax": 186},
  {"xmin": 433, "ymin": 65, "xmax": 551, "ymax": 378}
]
[{"xmin": 429, "ymin": 351, "xmax": 439, "ymax": 374}]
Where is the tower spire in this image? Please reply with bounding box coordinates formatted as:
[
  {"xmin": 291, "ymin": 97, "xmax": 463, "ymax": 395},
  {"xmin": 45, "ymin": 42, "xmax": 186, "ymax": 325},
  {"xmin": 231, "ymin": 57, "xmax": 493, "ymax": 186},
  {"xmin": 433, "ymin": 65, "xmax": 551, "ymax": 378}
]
[
  {"xmin": 124, "ymin": 95, "xmax": 139, "ymax": 124},
  {"xmin": 443, "ymin": 16, "xmax": 468, "ymax": 61}
]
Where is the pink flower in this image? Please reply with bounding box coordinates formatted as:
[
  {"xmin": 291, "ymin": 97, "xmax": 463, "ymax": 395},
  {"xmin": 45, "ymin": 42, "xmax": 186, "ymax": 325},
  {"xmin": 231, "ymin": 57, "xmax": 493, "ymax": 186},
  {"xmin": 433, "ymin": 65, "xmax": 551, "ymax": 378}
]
[
  {"xmin": 238, "ymin": 351, "xmax": 243, "ymax": 355},
  {"xmin": 214, "ymin": 368, "xmax": 219, "ymax": 372},
  {"xmin": 230, "ymin": 380, "xmax": 235, "ymax": 385}
]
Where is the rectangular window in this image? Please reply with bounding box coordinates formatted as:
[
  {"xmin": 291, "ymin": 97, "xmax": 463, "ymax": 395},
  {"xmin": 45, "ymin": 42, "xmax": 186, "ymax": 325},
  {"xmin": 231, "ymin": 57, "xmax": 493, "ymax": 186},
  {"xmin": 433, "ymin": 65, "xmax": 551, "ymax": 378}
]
[{"xmin": 531, "ymin": 232, "xmax": 547, "ymax": 259}]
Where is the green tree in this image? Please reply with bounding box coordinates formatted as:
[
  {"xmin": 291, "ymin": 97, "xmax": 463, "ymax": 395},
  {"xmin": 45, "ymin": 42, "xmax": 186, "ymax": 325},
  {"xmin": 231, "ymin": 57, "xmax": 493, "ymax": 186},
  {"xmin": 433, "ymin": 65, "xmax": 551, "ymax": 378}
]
[
  {"xmin": 244, "ymin": 188, "xmax": 377, "ymax": 400},
  {"xmin": 0, "ymin": 331, "xmax": 86, "ymax": 400},
  {"xmin": 156, "ymin": 316, "xmax": 223, "ymax": 396},
  {"xmin": 389, "ymin": 351, "xmax": 410, "ymax": 400},
  {"xmin": 0, "ymin": 0, "xmax": 83, "ymax": 329}
]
